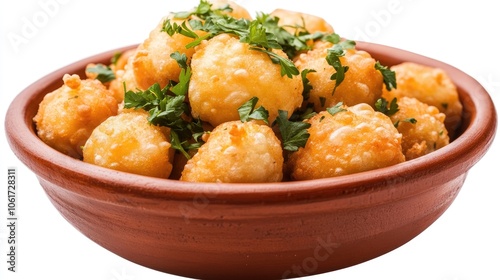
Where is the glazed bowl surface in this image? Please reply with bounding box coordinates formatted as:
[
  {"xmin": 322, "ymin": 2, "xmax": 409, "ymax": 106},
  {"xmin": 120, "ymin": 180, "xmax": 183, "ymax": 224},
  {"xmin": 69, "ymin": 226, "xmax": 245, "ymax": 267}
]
[{"xmin": 5, "ymin": 41, "xmax": 497, "ymax": 279}]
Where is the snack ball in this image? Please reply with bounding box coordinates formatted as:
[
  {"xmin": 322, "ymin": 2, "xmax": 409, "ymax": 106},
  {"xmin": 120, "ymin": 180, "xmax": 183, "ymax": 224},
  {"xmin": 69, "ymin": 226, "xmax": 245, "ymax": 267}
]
[
  {"xmin": 270, "ymin": 8, "xmax": 334, "ymax": 34},
  {"xmin": 210, "ymin": 0, "xmax": 252, "ymax": 19},
  {"xmin": 180, "ymin": 120, "xmax": 284, "ymax": 183},
  {"xmin": 132, "ymin": 17, "xmax": 205, "ymax": 90},
  {"xmin": 188, "ymin": 33, "xmax": 303, "ymax": 127},
  {"xmin": 82, "ymin": 110, "xmax": 173, "ymax": 178},
  {"xmin": 295, "ymin": 41, "xmax": 383, "ymax": 112},
  {"xmin": 287, "ymin": 103, "xmax": 405, "ymax": 180},
  {"xmin": 382, "ymin": 62, "xmax": 463, "ymax": 137},
  {"xmin": 109, "ymin": 55, "xmax": 140, "ymax": 103},
  {"xmin": 388, "ymin": 97, "xmax": 449, "ymax": 160},
  {"xmin": 33, "ymin": 74, "xmax": 118, "ymax": 158}
]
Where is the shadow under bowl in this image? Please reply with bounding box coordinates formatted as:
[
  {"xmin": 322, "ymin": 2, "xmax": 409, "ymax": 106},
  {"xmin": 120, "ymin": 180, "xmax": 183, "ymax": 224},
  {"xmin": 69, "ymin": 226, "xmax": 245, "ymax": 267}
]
[{"xmin": 5, "ymin": 41, "xmax": 497, "ymax": 279}]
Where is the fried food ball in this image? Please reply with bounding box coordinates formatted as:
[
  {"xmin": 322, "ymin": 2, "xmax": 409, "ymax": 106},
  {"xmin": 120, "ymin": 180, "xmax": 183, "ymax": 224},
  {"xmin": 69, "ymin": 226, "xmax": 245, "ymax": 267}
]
[
  {"xmin": 180, "ymin": 120, "xmax": 284, "ymax": 183},
  {"xmin": 388, "ymin": 97, "xmax": 449, "ymax": 160},
  {"xmin": 270, "ymin": 9, "xmax": 334, "ymax": 34},
  {"xmin": 382, "ymin": 62, "xmax": 463, "ymax": 137},
  {"xmin": 33, "ymin": 74, "xmax": 118, "ymax": 158},
  {"xmin": 188, "ymin": 33, "xmax": 303, "ymax": 127},
  {"xmin": 82, "ymin": 110, "xmax": 173, "ymax": 178},
  {"xmin": 287, "ymin": 103, "xmax": 405, "ymax": 180},
  {"xmin": 210, "ymin": 0, "xmax": 252, "ymax": 19},
  {"xmin": 111, "ymin": 49, "xmax": 136, "ymax": 72},
  {"xmin": 109, "ymin": 55, "xmax": 140, "ymax": 103},
  {"xmin": 295, "ymin": 41, "xmax": 383, "ymax": 112},
  {"xmin": 132, "ymin": 17, "xmax": 205, "ymax": 90}
]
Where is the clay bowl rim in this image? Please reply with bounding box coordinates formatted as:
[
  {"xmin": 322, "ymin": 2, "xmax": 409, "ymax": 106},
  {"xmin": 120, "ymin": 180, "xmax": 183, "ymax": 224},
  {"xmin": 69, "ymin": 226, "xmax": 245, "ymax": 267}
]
[{"xmin": 5, "ymin": 41, "xmax": 497, "ymax": 205}]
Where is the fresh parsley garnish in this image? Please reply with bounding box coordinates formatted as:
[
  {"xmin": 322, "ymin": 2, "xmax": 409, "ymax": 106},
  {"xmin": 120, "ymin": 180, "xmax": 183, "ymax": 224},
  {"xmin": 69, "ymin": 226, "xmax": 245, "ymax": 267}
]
[
  {"xmin": 300, "ymin": 68, "xmax": 316, "ymax": 100},
  {"xmin": 123, "ymin": 55, "xmax": 204, "ymax": 159},
  {"xmin": 394, "ymin": 118, "xmax": 417, "ymax": 128},
  {"xmin": 162, "ymin": 1, "xmax": 323, "ymax": 78},
  {"xmin": 238, "ymin": 97, "xmax": 270, "ymax": 124},
  {"xmin": 111, "ymin": 52, "xmax": 122, "ymax": 66},
  {"xmin": 86, "ymin": 64, "xmax": 115, "ymax": 83},
  {"xmin": 325, "ymin": 39, "xmax": 356, "ymax": 95},
  {"xmin": 326, "ymin": 102, "xmax": 346, "ymax": 116},
  {"xmin": 375, "ymin": 61, "xmax": 397, "ymax": 91},
  {"xmin": 375, "ymin": 97, "xmax": 399, "ymax": 116},
  {"xmin": 169, "ymin": 52, "xmax": 192, "ymax": 96},
  {"xmin": 274, "ymin": 110, "xmax": 311, "ymax": 152}
]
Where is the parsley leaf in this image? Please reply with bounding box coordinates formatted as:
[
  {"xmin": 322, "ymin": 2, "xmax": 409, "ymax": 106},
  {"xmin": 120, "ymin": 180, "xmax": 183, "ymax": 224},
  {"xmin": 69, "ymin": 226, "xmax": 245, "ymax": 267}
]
[
  {"xmin": 274, "ymin": 110, "xmax": 311, "ymax": 152},
  {"xmin": 238, "ymin": 97, "xmax": 270, "ymax": 124},
  {"xmin": 375, "ymin": 97, "xmax": 399, "ymax": 116},
  {"xmin": 249, "ymin": 47, "xmax": 299, "ymax": 78},
  {"xmin": 163, "ymin": 1, "xmax": 302, "ymax": 78},
  {"xmin": 86, "ymin": 64, "xmax": 115, "ymax": 83},
  {"xmin": 326, "ymin": 102, "xmax": 346, "ymax": 116},
  {"xmin": 111, "ymin": 52, "xmax": 122, "ymax": 66},
  {"xmin": 325, "ymin": 40, "xmax": 356, "ymax": 94},
  {"xmin": 300, "ymin": 68, "xmax": 316, "ymax": 100},
  {"xmin": 123, "ymin": 79, "xmax": 204, "ymax": 159},
  {"xmin": 375, "ymin": 61, "xmax": 397, "ymax": 91},
  {"xmin": 169, "ymin": 52, "xmax": 192, "ymax": 96},
  {"xmin": 394, "ymin": 118, "xmax": 417, "ymax": 128}
]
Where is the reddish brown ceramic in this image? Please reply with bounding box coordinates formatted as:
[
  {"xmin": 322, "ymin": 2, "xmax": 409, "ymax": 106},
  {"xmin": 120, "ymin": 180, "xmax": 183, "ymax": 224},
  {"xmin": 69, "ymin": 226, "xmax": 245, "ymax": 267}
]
[{"xmin": 5, "ymin": 42, "xmax": 497, "ymax": 279}]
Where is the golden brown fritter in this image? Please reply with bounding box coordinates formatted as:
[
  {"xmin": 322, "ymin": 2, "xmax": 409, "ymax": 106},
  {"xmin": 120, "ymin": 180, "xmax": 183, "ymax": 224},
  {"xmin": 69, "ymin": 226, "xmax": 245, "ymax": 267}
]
[
  {"xmin": 188, "ymin": 33, "xmax": 303, "ymax": 127},
  {"xmin": 83, "ymin": 110, "xmax": 173, "ymax": 178},
  {"xmin": 382, "ymin": 62, "xmax": 463, "ymax": 137},
  {"xmin": 210, "ymin": 0, "xmax": 252, "ymax": 19},
  {"xmin": 181, "ymin": 120, "xmax": 283, "ymax": 183},
  {"xmin": 132, "ymin": 17, "xmax": 205, "ymax": 90},
  {"xmin": 295, "ymin": 41, "xmax": 383, "ymax": 112},
  {"xmin": 33, "ymin": 74, "xmax": 118, "ymax": 158},
  {"xmin": 109, "ymin": 55, "xmax": 140, "ymax": 103},
  {"xmin": 388, "ymin": 96, "xmax": 449, "ymax": 160},
  {"xmin": 270, "ymin": 8, "xmax": 334, "ymax": 34},
  {"xmin": 287, "ymin": 103, "xmax": 405, "ymax": 180}
]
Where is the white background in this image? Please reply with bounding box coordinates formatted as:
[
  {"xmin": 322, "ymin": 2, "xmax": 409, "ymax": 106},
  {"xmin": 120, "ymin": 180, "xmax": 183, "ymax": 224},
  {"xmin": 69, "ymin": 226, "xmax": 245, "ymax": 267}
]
[{"xmin": 1, "ymin": 1, "xmax": 499, "ymax": 279}]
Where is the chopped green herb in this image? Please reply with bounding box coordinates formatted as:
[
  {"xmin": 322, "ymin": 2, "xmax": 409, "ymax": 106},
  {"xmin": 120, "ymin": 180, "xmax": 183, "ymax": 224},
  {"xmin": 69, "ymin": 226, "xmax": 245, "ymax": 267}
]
[
  {"xmin": 375, "ymin": 61, "xmax": 397, "ymax": 91},
  {"xmin": 238, "ymin": 97, "xmax": 270, "ymax": 124},
  {"xmin": 325, "ymin": 40, "xmax": 356, "ymax": 94},
  {"xmin": 111, "ymin": 52, "xmax": 122, "ymax": 66},
  {"xmin": 394, "ymin": 118, "xmax": 417, "ymax": 128},
  {"xmin": 375, "ymin": 97, "xmax": 399, "ymax": 116},
  {"xmin": 123, "ymin": 78, "xmax": 204, "ymax": 158},
  {"xmin": 86, "ymin": 64, "xmax": 115, "ymax": 83},
  {"xmin": 326, "ymin": 102, "xmax": 346, "ymax": 116},
  {"xmin": 300, "ymin": 68, "xmax": 316, "ymax": 100},
  {"xmin": 274, "ymin": 110, "xmax": 311, "ymax": 152}
]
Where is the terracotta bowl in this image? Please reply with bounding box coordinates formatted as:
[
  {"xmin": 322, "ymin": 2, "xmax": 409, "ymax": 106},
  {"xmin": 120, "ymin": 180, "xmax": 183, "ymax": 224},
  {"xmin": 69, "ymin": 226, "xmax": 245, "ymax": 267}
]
[{"xmin": 5, "ymin": 42, "xmax": 497, "ymax": 279}]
